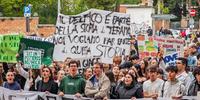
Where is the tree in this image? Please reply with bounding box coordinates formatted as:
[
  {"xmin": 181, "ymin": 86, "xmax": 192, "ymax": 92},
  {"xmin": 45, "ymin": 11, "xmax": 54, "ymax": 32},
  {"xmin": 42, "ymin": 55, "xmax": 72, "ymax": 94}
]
[
  {"xmin": 119, "ymin": 0, "xmax": 141, "ymax": 4},
  {"xmin": 29, "ymin": 0, "xmax": 58, "ymax": 24},
  {"xmin": 60, "ymin": 0, "xmax": 88, "ymax": 15},
  {"xmin": 182, "ymin": 3, "xmax": 187, "ymax": 17},
  {"xmin": 60, "ymin": 0, "xmax": 140, "ymax": 15},
  {"xmin": 84, "ymin": 0, "xmax": 116, "ymax": 11},
  {"xmin": 0, "ymin": 0, "xmax": 141, "ymax": 24},
  {"xmin": 160, "ymin": 2, "xmax": 170, "ymax": 14},
  {"xmin": 171, "ymin": 2, "xmax": 182, "ymax": 21},
  {"xmin": 0, "ymin": 0, "xmax": 24, "ymax": 17},
  {"xmin": 0, "ymin": 0, "xmax": 58, "ymax": 24}
]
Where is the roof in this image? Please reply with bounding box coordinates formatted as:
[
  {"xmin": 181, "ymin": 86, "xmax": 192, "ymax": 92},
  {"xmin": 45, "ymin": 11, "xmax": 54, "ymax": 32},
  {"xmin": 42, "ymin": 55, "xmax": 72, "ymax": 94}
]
[
  {"xmin": 152, "ymin": 14, "xmax": 177, "ymax": 20},
  {"xmin": 120, "ymin": 4, "xmax": 154, "ymax": 8}
]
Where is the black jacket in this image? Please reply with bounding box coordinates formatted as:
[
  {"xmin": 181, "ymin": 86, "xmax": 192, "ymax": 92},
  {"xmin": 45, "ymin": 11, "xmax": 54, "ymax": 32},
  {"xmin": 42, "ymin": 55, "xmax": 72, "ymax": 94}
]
[
  {"xmin": 115, "ymin": 81, "xmax": 143, "ymax": 99},
  {"xmin": 36, "ymin": 79, "xmax": 58, "ymax": 94}
]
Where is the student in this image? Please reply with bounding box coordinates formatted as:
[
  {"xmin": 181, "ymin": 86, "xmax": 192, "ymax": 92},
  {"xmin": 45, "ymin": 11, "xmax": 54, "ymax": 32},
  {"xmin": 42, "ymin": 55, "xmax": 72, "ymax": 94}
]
[
  {"xmin": 55, "ymin": 69, "xmax": 65, "ymax": 87},
  {"xmin": 3, "ymin": 71, "xmax": 21, "ymax": 90},
  {"xmin": 16, "ymin": 62, "xmax": 41, "ymax": 91},
  {"xmin": 85, "ymin": 62, "xmax": 110, "ymax": 99},
  {"xmin": 143, "ymin": 66, "xmax": 164, "ymax": 99},
  {"xmin": 58, "ymin": 60, "xmax": 85, "ymax": 97},
  {"xmin": 176, "ymin": 57, "xmax": 193, "ymax": 94},
  {"xmin": 115, "ymin": 73, "xmax": 143, "ymax": 99},
  {"xmin": 159, "ymin": 65, "xmax": 185, "ymax": 99},
  {"xmin": 83, "ymin": 67, "xmax": 93, "ymax": 80},
  {"xmin": 36, "ymin": 66, "xmax": 58, "ymax": 94},
  {"xmin": 188, "ymin": 67, "xmax": 200, "ymax": 96}
]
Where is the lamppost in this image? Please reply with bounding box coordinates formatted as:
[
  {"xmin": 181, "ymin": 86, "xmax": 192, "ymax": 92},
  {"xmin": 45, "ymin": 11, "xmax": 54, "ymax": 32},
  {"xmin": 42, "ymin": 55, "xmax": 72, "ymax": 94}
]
[
  {"xmin": 24, "ymin": 0, "xmax": 31, "ymax": 33},
  {"xmin": 58, "ymin": 0, "xmax": 61, "ymax": 15}
]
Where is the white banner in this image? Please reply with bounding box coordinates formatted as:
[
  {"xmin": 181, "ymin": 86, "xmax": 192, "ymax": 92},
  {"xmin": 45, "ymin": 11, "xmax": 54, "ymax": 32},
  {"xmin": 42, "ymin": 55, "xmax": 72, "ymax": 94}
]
[
  {"xmin": 0, "ymin": 87, "xmax": 197, "ymax": 100},
  {"xmin": 0, "ymin": 87, "xmax": 91, "ymax": 100},
  {"xmin": 54, "ymin": 9, "xmax": 131, "ymax": 63},
  {"xmin": 77, "ymin": 57, "xmax": 101, "ymax": 68}
]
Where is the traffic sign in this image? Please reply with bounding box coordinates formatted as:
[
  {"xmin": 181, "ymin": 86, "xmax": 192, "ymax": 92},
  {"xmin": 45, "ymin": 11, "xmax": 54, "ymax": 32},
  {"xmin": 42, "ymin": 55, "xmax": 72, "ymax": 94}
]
[
  {"xmin": 24, "ymin": 6, "xmax": 31, "ymax": 17},
  {"xmin": 190, "ymin": 9, "xmax": 196, "ymax": 17}
]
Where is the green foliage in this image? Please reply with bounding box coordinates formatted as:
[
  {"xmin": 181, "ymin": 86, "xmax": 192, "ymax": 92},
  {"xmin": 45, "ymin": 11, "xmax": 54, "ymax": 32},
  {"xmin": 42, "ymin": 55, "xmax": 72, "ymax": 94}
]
[
  {"xmin": 60, "ymin": 0, "xmax": 141, "ymax": 15},
  {"xmin": 154, "ymin": 0, "xmax": 185, "ymax": 21},
  {"xmin": 119, "ymin": 0, "xmax": 141, "ymax": 4},
  {"xmin": 160, "ymin": 3, "xmax": 169, "ymax": 14},
  {"xmin": 191, "ymin": 0, "xmax": 198, "ymax": 6},
  {"xmin": 0, "ymin": 0, "xmax": 141, "ymax": 24},
  {"xmin": 193, "ymin": 6, "xmax": 200, "ymax": 20},
  {"xmin": 60, "ymin": 0, "xmax": 88, "ymax": 15},
  {"xmin": 162, "ymin": 7, "xmax": 169, "ymax": 14},
  {"xmin": 182, "ymin": 3, "xmax": 187, "ymax": 17},
  {"xmin": 0, "ymin": 0, "xmax": 58, "ymax": 24},
  {"xmin": 31, "ymin": 0, "xmax": 58, "ymax": 24},
  {"xmin": 0, "ymin": 0, "xmax": 24, "ymax": 17}
]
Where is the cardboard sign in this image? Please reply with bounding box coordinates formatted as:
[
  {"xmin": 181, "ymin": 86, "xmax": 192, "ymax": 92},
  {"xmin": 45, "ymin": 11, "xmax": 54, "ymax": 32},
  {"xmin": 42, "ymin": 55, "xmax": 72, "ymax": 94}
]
[
  {"xmin": 23, "ymin": 50, "xmax": 41, "ymax": 69},
  {"xmin": 0, "ymin": 34, "xmax": 22, "ymax": 63},
  {"xmin": 18, "ymin": 38, "xmax": 54, "ymax": 66}
]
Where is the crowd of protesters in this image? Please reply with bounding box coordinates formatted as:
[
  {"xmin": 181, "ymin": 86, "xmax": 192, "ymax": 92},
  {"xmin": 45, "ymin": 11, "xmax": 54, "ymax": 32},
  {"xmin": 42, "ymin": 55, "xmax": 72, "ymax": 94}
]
[{"xmin": 0, "ymin": 42, "xmax": 200, "ymax": 99}]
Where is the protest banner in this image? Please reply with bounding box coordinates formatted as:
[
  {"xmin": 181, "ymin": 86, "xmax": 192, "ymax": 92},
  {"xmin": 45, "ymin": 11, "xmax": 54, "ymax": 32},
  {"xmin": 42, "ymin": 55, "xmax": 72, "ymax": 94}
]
[
  {"xmin": 154, "ymin": 36, "xmax": 185, "ymax": 56},
  {"xmin": 0, "ymin": 87, "xmax": 197, "ymax": 100},
  {"xmin": 54, "ymin": 9, "xmax": 130, "ymax": 63},
  {"xmin": 0, "ymin": 34, "xmax": 22, "ymax": 63},
  {"xmin": 23, "ymin": 50, "xmax": 42, "ymax": 69},
  {"xmin": 137, "ymin": 35, "xmax": 158, "ymax": 59},
  {"xmin": 18, "ymin": 38, "xmax": 54, "ymax": 66},
  {"xmin": 0, "ymin": 87, "xmax": 91, "ymax": 100}
]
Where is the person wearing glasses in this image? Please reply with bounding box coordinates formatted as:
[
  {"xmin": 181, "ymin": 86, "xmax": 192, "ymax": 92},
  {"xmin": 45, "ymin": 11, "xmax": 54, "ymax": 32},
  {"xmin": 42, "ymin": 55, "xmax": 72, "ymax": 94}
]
[
  {"xmin": 36, "ymin": 66, "xmax": 58, "ymax": 94},
  {"xmin": 58, "ymin": 60, "xmax": 85, "ymax": 98}
]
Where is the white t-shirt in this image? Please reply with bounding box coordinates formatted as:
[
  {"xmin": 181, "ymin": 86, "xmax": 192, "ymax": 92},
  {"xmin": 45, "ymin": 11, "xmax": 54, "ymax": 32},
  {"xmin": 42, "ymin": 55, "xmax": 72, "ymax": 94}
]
[{"xmin": 143, "ymin": 78, "xmax": 164, "ymax": 95}]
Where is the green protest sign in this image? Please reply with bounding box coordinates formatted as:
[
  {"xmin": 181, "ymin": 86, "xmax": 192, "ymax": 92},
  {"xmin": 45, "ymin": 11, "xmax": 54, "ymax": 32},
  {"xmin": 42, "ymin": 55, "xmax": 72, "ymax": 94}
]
[
  {"xmin": 23, "ymin": 50, "xmax": 41, "ymax": 69},
  {"xmin": 18, "ymin": 38, "xmax": 54, "ymax": 66},
  {"xmin": 0, "ymin": 35, "xmax": 22, "ymax": 63}
]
